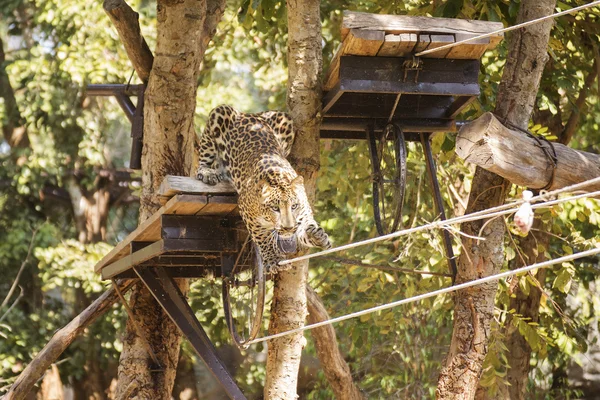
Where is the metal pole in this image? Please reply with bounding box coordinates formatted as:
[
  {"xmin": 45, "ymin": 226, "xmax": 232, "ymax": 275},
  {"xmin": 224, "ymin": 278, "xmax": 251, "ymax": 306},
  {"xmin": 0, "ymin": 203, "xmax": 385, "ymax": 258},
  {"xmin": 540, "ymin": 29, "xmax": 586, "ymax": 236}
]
[{"xmin": 420, "ymin": 133, "xmax": 458, "ymax": 281}]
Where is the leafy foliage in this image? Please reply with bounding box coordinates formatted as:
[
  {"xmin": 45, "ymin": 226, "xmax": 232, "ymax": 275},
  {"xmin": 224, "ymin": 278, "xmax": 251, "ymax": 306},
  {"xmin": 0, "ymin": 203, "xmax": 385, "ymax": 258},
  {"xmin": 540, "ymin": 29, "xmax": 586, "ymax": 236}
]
[{"xmin": 1, "ymin": 0, "xmax": 600, "ymax": 398}]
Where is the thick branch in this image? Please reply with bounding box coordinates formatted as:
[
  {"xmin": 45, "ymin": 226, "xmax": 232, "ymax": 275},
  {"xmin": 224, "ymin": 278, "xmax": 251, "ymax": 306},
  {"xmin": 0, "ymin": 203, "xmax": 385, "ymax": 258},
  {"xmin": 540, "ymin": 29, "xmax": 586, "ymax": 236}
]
[
  {"xmin": 306, "ymin": 286, "xmax": 364, "ymax": 400},
  {"xmin": 5, "ymin": 280, "xmax": 135, "ymax": 400},
  {"xmin": 103, "ymin": 0, "xmax": 154, "ymax": 83},
  {"xmin": 456, "ymin": 112, "xmax": 600, "ymax": 192},
  {"xmin": 199, "ymin": 0, "xmax": 226, "ymax": 58}
]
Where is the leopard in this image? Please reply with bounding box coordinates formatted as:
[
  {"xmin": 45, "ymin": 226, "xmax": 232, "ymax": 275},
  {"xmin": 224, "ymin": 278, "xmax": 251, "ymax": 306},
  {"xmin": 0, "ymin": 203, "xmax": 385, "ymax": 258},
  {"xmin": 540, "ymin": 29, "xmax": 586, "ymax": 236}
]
[{"xmin": 195, "ymin": 105, "xmax": 331, "ymax": 273}]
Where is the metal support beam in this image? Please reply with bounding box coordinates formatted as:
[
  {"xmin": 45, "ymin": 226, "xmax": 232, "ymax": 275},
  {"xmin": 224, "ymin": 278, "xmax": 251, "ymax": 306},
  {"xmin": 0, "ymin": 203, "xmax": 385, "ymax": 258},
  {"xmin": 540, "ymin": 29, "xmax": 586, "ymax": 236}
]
[
  {"xmin": 420, "ymin": 133, "xmax": 457, "ymax": 281},
  {"xmin": 134, "ymin": 266, "xmax": 247, "ymax": 400},
  {"xmin": 86, "ymin": 83, "xmax": 145, "ymax": 169}
]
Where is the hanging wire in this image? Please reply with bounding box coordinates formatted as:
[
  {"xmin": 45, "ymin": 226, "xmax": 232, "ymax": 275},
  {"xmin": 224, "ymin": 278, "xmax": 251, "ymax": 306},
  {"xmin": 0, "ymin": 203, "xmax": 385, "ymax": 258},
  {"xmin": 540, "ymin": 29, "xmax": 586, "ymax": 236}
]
[
  {"xmin": 279, "ymin": 177, "xmax": 600, "ymax": 267},
  {"xmin": 248, "ymin": 247, "xmax": 600, "ymax": 346}
]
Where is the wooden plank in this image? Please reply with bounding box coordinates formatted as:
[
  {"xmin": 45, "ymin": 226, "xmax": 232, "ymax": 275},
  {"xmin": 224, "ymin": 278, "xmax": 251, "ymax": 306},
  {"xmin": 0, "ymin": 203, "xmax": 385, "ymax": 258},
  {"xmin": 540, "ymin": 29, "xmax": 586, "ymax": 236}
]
[
  {"xmin": 344, "ymin": 28, "xmax": 385, "ymax": 55},
  {"xmin": 94, "ymin": 194, "xmax": 210, "ymax": 273},
  {"xmin": 199, "ymin": 195, "xmax": 238, "ymax": 215},
  {"xmin": 101, "ymin": 240, "xmax": 166, "ymax": 279},
  {"xmin": 447, "ymin": 33, "xmax": 490, "ymax": 59},
  {"xmin": 422, "ymin": 34, "xmax": 455, "ymax": 58},
  {"xmin": 159, "ymin": 175, "xmax": 236, "ymax": 198},
  {"xmin": 341, "ymin": 11, "xmax": 504, "ymax": 47},
  {"xmin": 377, "ymin": 33, "xmax": 417, "ymax": 57},
  {"xmin": 414, "ymin": 34, "xmax": 431, "ymax": 54},
  {"xmin": 324, "ymin": 29, "xmax": 385, "ymax": 91}
]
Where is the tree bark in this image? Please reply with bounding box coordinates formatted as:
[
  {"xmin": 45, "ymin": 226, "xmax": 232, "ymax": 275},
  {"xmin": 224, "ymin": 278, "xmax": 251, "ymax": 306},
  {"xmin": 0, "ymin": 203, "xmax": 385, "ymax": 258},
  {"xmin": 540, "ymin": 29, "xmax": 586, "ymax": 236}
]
[
  {"xmin": 113, "ymin": 0, "xmax": 213, "ymax": 399},
  {"xmin": 436, "ymin": 1, "xmax": 556, "ymax": 398},
  {"xmin": 4, "ymin": 280, "xmax": 135, "ymax": 400},
  {"xmin": 0, "ymin": 36, "xmax": 30, "ymax": 149},
  {"xmin": 264, "ymin": 1, "xmax": 322, "ymax": 398},
  {"xmin": 306, "ymin": 286, "xmax": 364, "ymax": 400},
  {"xmin": 455, "ymin": 112, "xmax": 600, "ymax": 192}
]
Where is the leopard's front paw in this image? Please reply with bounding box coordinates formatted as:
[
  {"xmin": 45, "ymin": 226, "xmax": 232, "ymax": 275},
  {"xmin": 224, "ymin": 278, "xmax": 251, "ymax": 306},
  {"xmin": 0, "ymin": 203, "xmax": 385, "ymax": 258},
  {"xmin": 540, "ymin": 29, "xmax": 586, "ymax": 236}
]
[
  {"xmin": 195, "ymin": 166, "xmax": 223, "ymax": 185},
  {"xmin": 306, "ymin": 224, "xmax": 332, "ymax": 249},
  {"xmin": 264, "ymin": 258, "xmax": 292, "ymax": 275}
]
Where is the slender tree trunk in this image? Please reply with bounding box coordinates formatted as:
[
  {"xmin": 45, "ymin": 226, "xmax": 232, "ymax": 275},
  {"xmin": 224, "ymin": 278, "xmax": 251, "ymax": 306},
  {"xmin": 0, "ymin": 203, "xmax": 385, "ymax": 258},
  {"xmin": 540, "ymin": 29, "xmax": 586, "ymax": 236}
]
[
  {"xmin": 306, "ymin": 286, "xmax": 364, "ymax": 400},
  {"xmin": 492, "ymin": 57, "xmax": 597, "ymax": 400},
  {"xmin": 503, "ymin": 221, "xmax": 549, "ymax": 399},
  {"xmin": 114, "ymin": 1, "xmax": 207, "ymax": 398},
  {"xmin": 264, "ymin": 1, "xmax": 322, "ymax": 398},
  {"xmin": 436, "ymin": 1, "xmax": 556, "ymax": 398},
  {"xmin": 0, "ymin": 37, "xmax": 30, "ymax": 149}
]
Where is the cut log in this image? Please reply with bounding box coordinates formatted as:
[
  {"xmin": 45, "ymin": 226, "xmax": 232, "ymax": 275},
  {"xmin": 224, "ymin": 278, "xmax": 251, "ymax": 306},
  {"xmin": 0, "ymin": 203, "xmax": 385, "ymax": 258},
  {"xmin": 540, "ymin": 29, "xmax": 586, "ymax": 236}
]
[
  {"xmin": 4, "ymin": 280, "xmax": 136, "ymax": 400},
  {"xmin": 103, "ymin": 0, "xmax": 154, "ymax": 82},
  {"xmin": 456, "ymin": 112, "xmax": 600, "ymax": 192}
]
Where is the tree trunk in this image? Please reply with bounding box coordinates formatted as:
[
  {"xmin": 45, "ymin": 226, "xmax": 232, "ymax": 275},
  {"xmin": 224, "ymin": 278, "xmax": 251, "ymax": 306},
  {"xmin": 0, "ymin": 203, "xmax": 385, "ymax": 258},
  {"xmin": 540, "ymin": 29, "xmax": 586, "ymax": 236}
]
[
  {"xmin": 306, "ymin": 286, "xmax": 364, "ymax": 400},
  {"xmin": 264, "ymin": 1, "xmax": 322, "ymax": 398},
  {"xmin": 504, "ymin": 220, "xmax": 549, "ymax": 399},
  {"xmin": 114, "ymin": 0, "xmax": 207, "ymax": 398},
  {"xmin": 436, "ymin": 1, "xmax": 556, "ymax": 398}
]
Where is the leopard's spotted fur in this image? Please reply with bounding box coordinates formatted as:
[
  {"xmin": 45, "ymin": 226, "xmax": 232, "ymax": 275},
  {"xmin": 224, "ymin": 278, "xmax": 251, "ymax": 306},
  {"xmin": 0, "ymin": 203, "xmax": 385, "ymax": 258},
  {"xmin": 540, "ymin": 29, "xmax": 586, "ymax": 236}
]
[{"xmin": 196, "ymin": 105, "xmax": 331, "ymax": 273}]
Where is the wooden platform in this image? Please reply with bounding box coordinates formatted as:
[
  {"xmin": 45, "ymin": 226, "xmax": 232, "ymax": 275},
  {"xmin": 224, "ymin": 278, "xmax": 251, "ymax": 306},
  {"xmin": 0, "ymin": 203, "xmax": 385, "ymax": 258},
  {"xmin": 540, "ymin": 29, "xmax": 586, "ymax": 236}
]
[
  {"xmin": 320, "ymin": 11, "xmax": 504, "ymax": 139},
  {"xmin": 94, "ymin": 176, "xmax": 239, "ymax": 279}
]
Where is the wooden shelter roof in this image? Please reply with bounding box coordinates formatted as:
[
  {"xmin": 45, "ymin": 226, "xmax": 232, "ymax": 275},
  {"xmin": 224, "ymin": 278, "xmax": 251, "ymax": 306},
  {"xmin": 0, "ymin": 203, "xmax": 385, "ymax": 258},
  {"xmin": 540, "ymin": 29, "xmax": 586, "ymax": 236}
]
[{"xmin": 324, "ymin": 11, "xmax": 504, "ymax": 91}]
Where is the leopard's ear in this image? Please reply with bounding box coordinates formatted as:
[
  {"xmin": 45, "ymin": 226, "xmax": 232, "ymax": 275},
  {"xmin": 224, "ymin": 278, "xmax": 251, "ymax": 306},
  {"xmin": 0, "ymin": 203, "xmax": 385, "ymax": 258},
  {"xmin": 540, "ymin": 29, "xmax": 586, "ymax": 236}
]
[
  {"xmin": 259, "ymin": 179, "xmax": 273, "ymax": 201},
  {"xmin": 291, "ymin": 175, "xmax": 304, "ymax": 188}
]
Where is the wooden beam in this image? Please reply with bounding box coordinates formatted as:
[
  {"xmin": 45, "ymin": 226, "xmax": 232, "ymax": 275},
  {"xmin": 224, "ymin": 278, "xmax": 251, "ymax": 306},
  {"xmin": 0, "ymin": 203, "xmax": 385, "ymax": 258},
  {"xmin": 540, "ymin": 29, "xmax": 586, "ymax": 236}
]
[
  {"xmin": 5, "ymin": 280, "xmax": 136, "ymax": 400},
  {"xmin": 103, "ymin": 0, "xmax": 154, "ymax": 83},
  {"xmin": 341, "ymin": 11, "xmax": 504, "ymax": 47},
  {"xmin": 159, "ymin": 175, "xmax": 236, "ymax": 198},
  {"xmin": 447, "ymin": 33, "xmax": 491, "ymax": 59},
  {"xmin": 456, "ymin": 112, "xmax": 600, "ymax": 192}
]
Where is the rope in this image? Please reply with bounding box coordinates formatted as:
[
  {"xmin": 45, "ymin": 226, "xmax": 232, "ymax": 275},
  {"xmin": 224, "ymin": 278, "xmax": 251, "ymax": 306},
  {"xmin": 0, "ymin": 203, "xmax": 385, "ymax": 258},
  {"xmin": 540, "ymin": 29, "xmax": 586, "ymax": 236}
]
[
  {"xmin": 414, "ymin": 0, "xmax": 600, "ymax": 57},
  {"xmin": 248, "ymin": 247, "xmax": 600, "ymax": 346},
  {"xmin": 279, "ymin": 176, "xmax": 600, "ymax": 267},
  {"xmin": 495, "ymin": 115, "xmax": 558, "ymax": 191}
]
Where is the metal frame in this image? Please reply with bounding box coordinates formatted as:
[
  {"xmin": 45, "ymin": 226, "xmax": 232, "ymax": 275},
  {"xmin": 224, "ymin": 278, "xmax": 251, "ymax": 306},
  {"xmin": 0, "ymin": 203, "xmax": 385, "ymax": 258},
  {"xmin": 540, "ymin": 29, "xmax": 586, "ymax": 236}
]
[
  {"xmin": 421, "ymin": 133, "xmax": 458, "ymax": 280},
  {"xmin": 134, "ymin": 266, "xmax": 246, "ymax": 400},
  {"xmin": 87, "ymin": 84, "xmax": 145, "ymax": 169},
  {"xmin": 320, "ymin": 56, "xmax": 479, "ymax": 139}
]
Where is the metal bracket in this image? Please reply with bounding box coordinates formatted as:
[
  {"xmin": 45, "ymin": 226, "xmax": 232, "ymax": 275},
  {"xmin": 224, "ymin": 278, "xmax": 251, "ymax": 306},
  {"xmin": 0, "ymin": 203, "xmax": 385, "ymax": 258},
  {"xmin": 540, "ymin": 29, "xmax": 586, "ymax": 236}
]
[
  {"xmin": 133, "ymin": 266, "xmax": 246, "ymax": 400},
  {"xmin": 86, "ymin": 84, "xmax": 145, "ymax": 169},
  {"xmin": 402, "ymin": 56, "xmax": 423, "ymax": 83}
]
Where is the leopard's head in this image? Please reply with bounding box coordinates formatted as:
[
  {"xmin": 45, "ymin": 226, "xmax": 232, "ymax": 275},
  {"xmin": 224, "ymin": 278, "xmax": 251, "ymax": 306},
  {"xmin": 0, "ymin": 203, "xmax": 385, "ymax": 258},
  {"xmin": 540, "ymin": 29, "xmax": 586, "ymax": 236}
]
[{"xmin": 256, "ymin": 175, "xmax": 308, "ymax": 254}]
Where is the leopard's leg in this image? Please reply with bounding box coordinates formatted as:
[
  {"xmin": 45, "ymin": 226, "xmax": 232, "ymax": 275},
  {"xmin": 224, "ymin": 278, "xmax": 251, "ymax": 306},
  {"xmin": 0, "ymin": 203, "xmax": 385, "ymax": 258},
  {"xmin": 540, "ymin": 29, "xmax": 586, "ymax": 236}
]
[
  {"xmin": 259, "ymin": 111, "xmax": 295, "ymax": 157},
  {"xmin": 196, "ymin": 105, "xmax": 238, "ymax": 185}
]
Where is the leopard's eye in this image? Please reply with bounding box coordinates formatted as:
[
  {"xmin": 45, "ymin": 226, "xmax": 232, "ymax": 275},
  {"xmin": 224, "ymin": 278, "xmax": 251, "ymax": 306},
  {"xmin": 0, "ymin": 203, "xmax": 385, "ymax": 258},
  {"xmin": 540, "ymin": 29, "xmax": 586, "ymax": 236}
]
[
  {"xmin": 291, "ymin": 203, "xmax": 299, "ymax": 210},
  {"xmin": 271, "ymin": 205, "xmax": 280, "ymax": 212}
]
